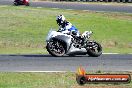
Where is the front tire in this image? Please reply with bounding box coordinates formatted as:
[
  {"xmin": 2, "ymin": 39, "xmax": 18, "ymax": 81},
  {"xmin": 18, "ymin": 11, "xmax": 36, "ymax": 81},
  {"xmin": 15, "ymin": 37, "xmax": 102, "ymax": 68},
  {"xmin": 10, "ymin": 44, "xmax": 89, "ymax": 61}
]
[
  {"xmin": 87, "ymin": 42, "xmax": 102, "ymax": 57},
  {"xmin": 46, "ymin": 40, "xmax": 65, "ymax": 57}
]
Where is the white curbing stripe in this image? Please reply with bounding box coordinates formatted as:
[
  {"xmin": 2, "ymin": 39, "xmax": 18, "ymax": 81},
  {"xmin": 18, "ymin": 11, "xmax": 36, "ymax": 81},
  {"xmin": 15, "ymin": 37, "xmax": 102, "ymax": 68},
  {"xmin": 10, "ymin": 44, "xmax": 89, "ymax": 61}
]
[
  {"xmin": 103, "ymin": 53, "xmax": 119, "ymax": 54},
  {"xmin": 127, "ymin": 4, "xmax": 132, "ymax": 7},
  {"xmin": 66, "ymin": 9, "xmax": 73, "ymax": 10},
  {"xmin": 52, "ymin": 8, "xmax": 59, "ymax": 9},
  {"xmin": 83, "ymin": 10, "xmax": 89, "ymax": 12},
  {"xmin": 103, "ymin": 53, "xmax": 132, "ymax": 54},
  {"xmin": 0, "ymin": 6, "xmax": 7, "ymax": 7},
  {"xmin": 37, "ymin": 7, "xmax": 42, "ymax": 8},
  {"xmin": 15, "ymin": 71, "xmax": 67, "ymax": 73}
]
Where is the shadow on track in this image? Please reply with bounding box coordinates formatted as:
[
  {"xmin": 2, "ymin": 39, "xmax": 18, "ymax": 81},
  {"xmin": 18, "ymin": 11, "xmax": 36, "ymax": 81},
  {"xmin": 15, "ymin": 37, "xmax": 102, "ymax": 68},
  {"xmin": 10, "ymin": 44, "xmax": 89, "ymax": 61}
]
[{"xmin": 7, "ymin": 54, "xmax": 90, "ymax": 57}]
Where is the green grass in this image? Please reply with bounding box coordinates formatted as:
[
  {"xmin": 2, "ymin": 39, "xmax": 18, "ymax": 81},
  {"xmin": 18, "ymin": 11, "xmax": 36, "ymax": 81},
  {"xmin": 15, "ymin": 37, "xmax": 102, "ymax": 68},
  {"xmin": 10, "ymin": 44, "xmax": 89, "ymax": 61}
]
[
  {"xmin": 0, "ymin": 5, "xmax": 132, "ymax": 54},
  {"xmin": 0, "ymin": 72, "xmax": 132, "ymax": 88},
  {"xmin": 0, "ymin": 72, "xmax": 75, "ymax": 88}
]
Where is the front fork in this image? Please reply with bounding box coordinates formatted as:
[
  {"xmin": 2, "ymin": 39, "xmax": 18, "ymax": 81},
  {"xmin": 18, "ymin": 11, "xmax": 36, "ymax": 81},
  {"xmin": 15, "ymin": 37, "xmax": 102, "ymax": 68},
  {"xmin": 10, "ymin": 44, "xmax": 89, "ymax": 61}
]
[{"xmin": 86, "ymin": 41, "xmax": 98, "ymax": 49}]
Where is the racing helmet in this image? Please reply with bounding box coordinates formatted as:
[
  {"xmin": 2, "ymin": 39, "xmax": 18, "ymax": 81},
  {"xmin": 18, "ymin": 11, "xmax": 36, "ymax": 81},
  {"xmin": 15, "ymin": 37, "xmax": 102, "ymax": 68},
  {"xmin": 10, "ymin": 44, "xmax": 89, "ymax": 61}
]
[{"xmin": 56, "ymin": 15, "xmax": 66, "ymax": 26}]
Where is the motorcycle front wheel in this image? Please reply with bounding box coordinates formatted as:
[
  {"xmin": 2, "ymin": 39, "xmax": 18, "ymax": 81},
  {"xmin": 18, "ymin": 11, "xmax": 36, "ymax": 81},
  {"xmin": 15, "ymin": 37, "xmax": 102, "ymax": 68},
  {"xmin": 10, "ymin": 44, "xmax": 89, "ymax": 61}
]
[
  {"xmin": 46, "ymin": 40, "xmax": 65, "ymax": 57},
  {"xmin": 87, "ymin": 42, "xmax": 102, "ymax": 57}
]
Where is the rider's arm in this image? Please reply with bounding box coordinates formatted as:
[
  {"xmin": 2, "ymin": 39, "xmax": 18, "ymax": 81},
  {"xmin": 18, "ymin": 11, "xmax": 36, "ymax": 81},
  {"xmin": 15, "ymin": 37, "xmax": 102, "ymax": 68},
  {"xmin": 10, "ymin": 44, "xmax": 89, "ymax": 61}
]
[
  {"xmin": 60, "ymin": 22, "xmax": 72, "ymax": 34},
  {"xmin": 57, "ymin": 21, "xmax": 72, "ymax": 35},
  {"xmin": 65, "ymin": 22, "xmax": 72, "ymax": 30},
  {"xmin": 61, "ymin": 29, "xmax": 70, "ymax": 34}
]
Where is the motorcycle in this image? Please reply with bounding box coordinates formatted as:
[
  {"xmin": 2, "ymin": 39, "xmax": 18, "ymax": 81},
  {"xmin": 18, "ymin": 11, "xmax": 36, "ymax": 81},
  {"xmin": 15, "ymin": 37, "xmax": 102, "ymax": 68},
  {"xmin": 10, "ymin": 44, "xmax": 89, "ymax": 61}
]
[
  {"xmin": 13, "ymin": 0, "xmax": 30, "ymax": 6},
  {"xmin": 46, "ymin": 29, "xmax": 102, "ymax": 57}
]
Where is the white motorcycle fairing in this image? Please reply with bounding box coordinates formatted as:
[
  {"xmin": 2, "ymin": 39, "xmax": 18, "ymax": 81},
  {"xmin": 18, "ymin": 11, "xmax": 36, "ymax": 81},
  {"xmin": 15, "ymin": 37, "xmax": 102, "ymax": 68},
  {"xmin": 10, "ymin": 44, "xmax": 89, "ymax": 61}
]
[{"xmin": 46, "ymin": 29, "xmax": 87, "ymax": 55}]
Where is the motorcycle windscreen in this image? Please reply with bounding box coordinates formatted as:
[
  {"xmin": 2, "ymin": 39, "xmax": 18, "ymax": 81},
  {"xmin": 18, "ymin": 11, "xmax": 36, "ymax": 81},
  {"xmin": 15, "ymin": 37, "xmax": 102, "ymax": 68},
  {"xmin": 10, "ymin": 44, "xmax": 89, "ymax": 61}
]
[{"xmin": 46, "ymin": 30, "xmax": 56, "ymax": 41}]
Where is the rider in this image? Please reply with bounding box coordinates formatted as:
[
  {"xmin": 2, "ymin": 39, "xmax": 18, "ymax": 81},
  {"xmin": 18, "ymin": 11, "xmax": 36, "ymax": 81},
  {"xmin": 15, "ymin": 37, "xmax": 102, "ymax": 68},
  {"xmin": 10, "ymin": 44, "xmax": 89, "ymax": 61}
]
[
  {"xmin": 56, "ymin": 15, "xmax": 80, "ymax": 36},
  {"xmin": 56, "ymin": 15, "xmax": 84, "ymax": 46}
]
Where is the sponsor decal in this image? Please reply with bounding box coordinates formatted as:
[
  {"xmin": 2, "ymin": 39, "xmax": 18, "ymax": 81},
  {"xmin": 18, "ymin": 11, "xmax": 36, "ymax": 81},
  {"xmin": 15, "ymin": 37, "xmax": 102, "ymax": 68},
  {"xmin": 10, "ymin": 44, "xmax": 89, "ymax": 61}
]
[{"xmin": 76, "ymin": 67, "xmax": 131, "ymax": 85}]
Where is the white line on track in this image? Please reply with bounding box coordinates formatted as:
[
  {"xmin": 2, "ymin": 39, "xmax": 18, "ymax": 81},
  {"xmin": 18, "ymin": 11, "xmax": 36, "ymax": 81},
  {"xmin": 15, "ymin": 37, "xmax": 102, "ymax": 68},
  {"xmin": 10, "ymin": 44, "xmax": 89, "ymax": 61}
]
[
  {"xmin": 66, "ymin": 9, "xmax": 73, "ymax": 10},
  {"xmin": 37, "ymin": 7, "xmax": 42, "ymax": 8},
  {"xmin": 52, "ymin": 8, "xmax": 59, "ymax": 9},
  {"xmin": 14, "ymin": 71, "xmax": 67, "ymax": 73},
  {"xmin": 0, "ymin": 5, "xmax": 7, "ymax": 7},
  {"xmin": 82, "ymin": 10, "xmax": 90, "ymax": 12},
  {"xmin": 128, "ymin": 5, "xmax": 132, "ymax": 6},
  {"xmin": 103, "ymin": 53, "xmax": 119, "ymax": 54},
  {"xmin": 103, "ymin": 53, "xmax": 132, "ymax": 54}
]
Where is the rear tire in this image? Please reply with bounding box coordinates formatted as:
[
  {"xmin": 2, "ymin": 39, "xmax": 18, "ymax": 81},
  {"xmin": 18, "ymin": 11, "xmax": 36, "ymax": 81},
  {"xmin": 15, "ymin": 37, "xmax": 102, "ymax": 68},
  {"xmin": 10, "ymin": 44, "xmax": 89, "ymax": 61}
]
[{"xmin": 46, "ymin": 40, "xmax": 65, "ymax": 57}]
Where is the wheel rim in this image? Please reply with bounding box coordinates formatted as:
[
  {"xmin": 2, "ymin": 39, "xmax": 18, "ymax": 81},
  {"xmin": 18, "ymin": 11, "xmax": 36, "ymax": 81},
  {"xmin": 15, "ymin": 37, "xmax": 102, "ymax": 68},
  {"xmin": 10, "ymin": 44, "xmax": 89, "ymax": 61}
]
[
  {"xmin": 90, "ymin": 43, "xmax": 101, "ymax": 53},
  {"xmin": 49, "ymin": 41, "xmax": 65, "ymax": 55}
]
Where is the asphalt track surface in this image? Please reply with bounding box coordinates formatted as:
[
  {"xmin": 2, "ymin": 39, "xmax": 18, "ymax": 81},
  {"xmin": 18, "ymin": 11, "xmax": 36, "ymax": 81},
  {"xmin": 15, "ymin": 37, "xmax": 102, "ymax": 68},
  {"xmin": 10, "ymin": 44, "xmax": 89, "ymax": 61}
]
[
  {"xmin": 0, "ymin": 54, "xmax": 132, "ymax": 72},
  {"xmin": 0, "ymin": 0, "xmax": 132, "ymax": 13}
]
